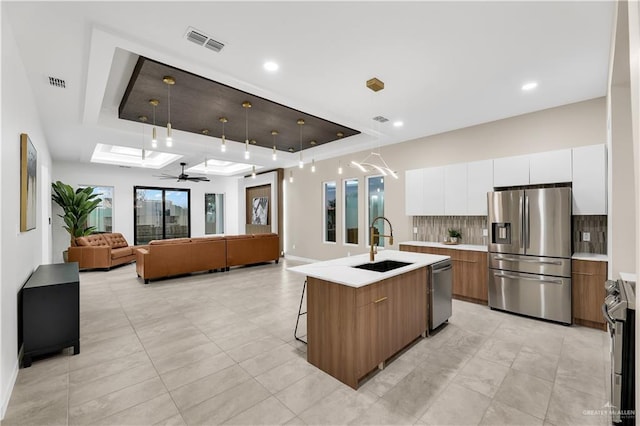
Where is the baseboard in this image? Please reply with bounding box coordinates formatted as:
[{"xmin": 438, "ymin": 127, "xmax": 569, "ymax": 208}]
[
  {"xmin": 1, "ymin": 359, "xmax": 19, "ymax": 420},
  {"xmin": 284, "ymin": 254, "xmax": 319, "ymax": 264}
]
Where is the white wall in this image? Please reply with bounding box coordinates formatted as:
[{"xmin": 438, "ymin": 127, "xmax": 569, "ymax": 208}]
[
  {"xmin": 1, "ymin": 12, "xmax": 53, "ymax": 418},
  {"xmin": 607, "ymin": 0, "xmax": 637, "ymax": 279},
  {"xmin": 285, "ymin": 98, "xmax": 607, "ymax": 261},
  {"xmin": 51, "ymin": 162, "xmax": 241, "ymax": 262},
  {"xmin": 237, "ymin": 171, "xmax": 280, "ymax": 234}
]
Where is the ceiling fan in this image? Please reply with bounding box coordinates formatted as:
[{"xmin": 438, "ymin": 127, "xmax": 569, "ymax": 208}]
[{"xmin": 155, "ymin": 162, "xmax": 210, "ymax": 182}]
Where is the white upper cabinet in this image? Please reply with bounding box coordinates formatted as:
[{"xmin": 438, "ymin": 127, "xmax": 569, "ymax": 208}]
[
  {"xmin": 444, "ymin": 163, "xmax": 468, "ymax": 215},
  {"xmin": 572, "ymin": 144, "xmax": 607, "ymax": 214},
  {"xmin": 529, "ymin": 149, "xmax": 572, "ymax": 184},
  {"xmin": 405, "ymin": 168, "xmax": 425, "ymax": 216},
  {"xmin": 467, "ymin": 160, "xmax": 493, "ymax": 215},
  {"xmin": 493, "ymin": 154, "xmax": 530, "ymax": 187},
  {"xmin": 423, "ymin": 167, "xmax": 445, "ymax": 215}
]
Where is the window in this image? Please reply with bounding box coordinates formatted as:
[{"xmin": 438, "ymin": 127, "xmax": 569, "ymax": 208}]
[
  {"xmin": 205, "ymin": 193, "xmax": 225, "ymax": 234},
  {"xmin": 343, "ymin": 179, "xmax": 358, "ymax": 245},
  {"xmin": 134, "ymin": 186, "xmax": 190, "ymax": 245},
  {"xmin": 367, "ymin": 176, "xmax": 385, "ymax": 247},
  {"xmin": 83, "ymin": 186, "xmax": 113, "ymax": 233},
  {"xmin": 323, "ymin": 181, "xmax": 336, "ymax": 243}
]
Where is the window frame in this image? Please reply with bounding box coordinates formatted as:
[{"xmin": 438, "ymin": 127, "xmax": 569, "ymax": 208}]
[
  {"xmin": 133, "ymin": 186, "xmax": 191, "ymax": 245},
  {"xmin": 80, "ymin": 185, "xmax": 114, "ymax": 233},
  {"xmin": 365, "ymin": 175, "xmax": 385, "ymax": 247},
  {"xmin": 204, "ymin": 192, "xmax": 225, "ymax": 235},
  {"xmin": 322, "ymin": 180, "xmax": 337, "ymax": 244},
  {"xmin": 342, "ymin": 177, "xmax": 359, "ymax": 246}
]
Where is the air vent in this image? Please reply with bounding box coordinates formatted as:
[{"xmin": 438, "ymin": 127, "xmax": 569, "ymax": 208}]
[
  {"xmin": 185, "ymin": 27, "xmax": 224, "ymax": 53},
  {"xmin": 373, "ymin": 116, "xmax": 389, "ymax": 123},
  {"xmin": 48, "ymin": 77, "xmax": 66, "ymax": 88},
  {"xmin": 186, "ymin": 29, "xmax": 207, "ymax": 46},
  {"xmin": 204, "ymin": 38, "xmax": 224, "ymax": 53}
]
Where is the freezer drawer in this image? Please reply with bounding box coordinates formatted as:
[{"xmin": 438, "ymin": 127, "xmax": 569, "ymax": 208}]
[
  {"xmin": 489, "ymin": 253, "xmax": 571, "ymax": 278},
  {"xmin": 488, "ymin": 269, "xmax": 572, "ymax": 324}
]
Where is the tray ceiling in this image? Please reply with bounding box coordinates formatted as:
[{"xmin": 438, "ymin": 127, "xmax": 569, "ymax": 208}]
[{"xmin": 119, "ymin": 57, "xmax": 360, "ymax": 154}]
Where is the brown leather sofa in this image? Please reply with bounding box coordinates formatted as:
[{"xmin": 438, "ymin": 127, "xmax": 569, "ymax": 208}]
[
  {"xmin": 226, "ymin": 233, "xmax": 280, "ymax": 270},
  {"xmin": 135, "ymin": 237, "xmax": 227, "ymax": 283},
  {"xmin": 68, "ymin": 233, "xmax": 143, "ymax": 270}
]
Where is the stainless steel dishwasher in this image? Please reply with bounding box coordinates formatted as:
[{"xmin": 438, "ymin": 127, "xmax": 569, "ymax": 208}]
[{"xmin": 430, "ymin": 259, "xmax": 452, "ymax": 330}]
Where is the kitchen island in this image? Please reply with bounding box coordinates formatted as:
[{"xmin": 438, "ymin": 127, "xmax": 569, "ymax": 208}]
[{"xmin": 289, "ymin": 250, "xmax": 449, "ymax": 389}]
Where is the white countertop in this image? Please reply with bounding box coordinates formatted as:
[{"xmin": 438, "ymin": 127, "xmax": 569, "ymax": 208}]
[
  {"xmin": 287, "ymin": 249, "xmax": 449, "ymax": 288},
  {"xmin": 399, "ymin": 241, "xmax": 488, "ymax": 252},
  {"xmin": 620, "ymin": 272, "xmax": 636, "ymax": 283},
  {"xmin": 571, "ymin": 252, "xmax": 608, "ymax": 262}
]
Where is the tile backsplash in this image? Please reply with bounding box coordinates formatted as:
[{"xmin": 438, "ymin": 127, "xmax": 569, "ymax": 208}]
[
  {"xmin": 412, "ymin": 216, "xmax": 488, "ymax": 245},
  {"xmin": 573, "ymin": 215, "xmax": 607, "ymax": 254},
  {"xmin": 412, "ymin": 214, "xmax": 607, "ymax": 253}
]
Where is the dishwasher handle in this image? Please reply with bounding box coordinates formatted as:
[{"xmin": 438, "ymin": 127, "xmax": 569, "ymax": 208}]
[{"xmin": 433, "ymin": 265, "xmax": 452, "ymax": 274}]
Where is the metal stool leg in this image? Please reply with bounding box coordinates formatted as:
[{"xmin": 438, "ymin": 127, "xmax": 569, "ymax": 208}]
[{"xmin": 294, "ymin": 279, "xmax": 307, "ymax": 344}]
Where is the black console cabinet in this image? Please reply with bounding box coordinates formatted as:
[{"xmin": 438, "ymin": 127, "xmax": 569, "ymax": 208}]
[{"xmin": 19, "ymin": 262, "xmax": 80, "ymax": 367}]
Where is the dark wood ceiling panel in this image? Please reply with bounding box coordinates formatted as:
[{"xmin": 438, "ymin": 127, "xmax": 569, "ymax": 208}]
[{"xmin": 119, "ymin": 57, "xmax": 360, "ymax": 153}]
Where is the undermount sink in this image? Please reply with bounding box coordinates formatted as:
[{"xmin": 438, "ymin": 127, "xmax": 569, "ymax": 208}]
[{"xmin": 352, "ymin": 260, "xmax": 413, "ymax": 273}]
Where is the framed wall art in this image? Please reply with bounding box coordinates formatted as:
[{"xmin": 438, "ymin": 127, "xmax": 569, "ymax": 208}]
[{"xmin": 20, "ymin": 133, "xmax": 37, "ymax": 232}]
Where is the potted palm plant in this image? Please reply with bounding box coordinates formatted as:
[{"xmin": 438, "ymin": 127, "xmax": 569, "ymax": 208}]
[{"xmin": 51, "ymin": 181, "xmax": 102, "ymax": 259}]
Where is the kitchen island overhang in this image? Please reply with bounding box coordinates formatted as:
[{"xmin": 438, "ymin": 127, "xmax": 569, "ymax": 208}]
[{"xmin": 289, "ymin": 250, "xmax": 450, "ymax": 389}]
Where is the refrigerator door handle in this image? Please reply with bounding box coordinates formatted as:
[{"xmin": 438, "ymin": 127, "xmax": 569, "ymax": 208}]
[
  {"xmin": 493, "ymin": 272, "xmax": 564, "ymax": 285},
  {"xmin": 520, "ymin": 195, "xmax": 525, "ymax": 249},
  {"xmin": 524, "ymin": 194, "xmax": 530, "ymax": 249},
  {"xmin": 493, "ymin": 256, "xmax": 562, "ymax": 265}
]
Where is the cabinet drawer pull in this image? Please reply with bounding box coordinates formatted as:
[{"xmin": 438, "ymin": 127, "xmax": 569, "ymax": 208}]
[
  {"xmin": 374, "ymin": 296, "xmax": 388, "ymax": 304},
  {"xmin": 573, "ymin": 272, "xmax": 595, "ymax": 276}
]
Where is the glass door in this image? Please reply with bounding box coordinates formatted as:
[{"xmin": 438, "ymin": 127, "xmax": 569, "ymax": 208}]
[{"xmin": 134, "ymin": 187, "xmax": 190, "ymax": 245}]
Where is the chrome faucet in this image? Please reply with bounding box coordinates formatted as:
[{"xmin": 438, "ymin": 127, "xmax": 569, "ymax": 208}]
[{"xmin": 369, "ymin": 216, "xmax": 394, "ymax": 262}]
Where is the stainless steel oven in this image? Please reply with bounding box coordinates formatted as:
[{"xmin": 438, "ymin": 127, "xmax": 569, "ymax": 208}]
[{"xmin": 602, "ymin": 278, "xmax": 635, "ymax": 425}]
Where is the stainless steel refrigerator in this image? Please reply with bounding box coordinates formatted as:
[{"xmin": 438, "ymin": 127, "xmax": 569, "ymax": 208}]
[{"xmin": 487, "ymin": 187, "xmax": 572, "ymax": 324}]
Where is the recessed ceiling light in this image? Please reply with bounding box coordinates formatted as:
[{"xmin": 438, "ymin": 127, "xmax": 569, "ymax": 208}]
[
  {"xmin": 521, "ymin": 81, "xmax": 538, "ymax": 91},
  {"xmin": 264, "ymin": 61, "xmax": 279, "ymax": 72},
  {"xmin": 393, "ymin": 121, "xmax": 404, "ymax": 127}
]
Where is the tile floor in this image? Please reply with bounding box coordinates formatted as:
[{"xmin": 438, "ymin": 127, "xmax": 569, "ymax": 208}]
[{"xmin": 3, "ymin": 259, "xmax": 611, "ymax": 425}]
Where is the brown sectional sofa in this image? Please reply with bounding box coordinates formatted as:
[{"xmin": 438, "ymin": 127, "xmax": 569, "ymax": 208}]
[
  {"xmin": 135, "ymin": 233, "xmax": 280, "ymax": 283},
  {"xmin": 135, "ymin": 237, "xmax": 226, "ymax": 283},
  {"xmin": 226, "ymin": 234, "xmax": 280, "ymax": 270},
  {"xmin": 68, "ymin": 233, "xmax": 144, "ymax": 270}
]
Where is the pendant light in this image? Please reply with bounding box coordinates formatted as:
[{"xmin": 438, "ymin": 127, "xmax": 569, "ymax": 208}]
[
  {"xmin": 252, "ymin": 165, "xmax": 257, "ymax": 179},
  {"xmin": 242, "ymin": 101, "xmax": 251, "ymax": 160},
  {"xmin": 202, "ymin": 129, "xmax": 212, "ymax": 167},
  {"xmin": 311, "ymin": 159, "xmax": 316, "ymax": 173},
  {"xmin": 149, "ymin": 99, "xmax": 159, "ymax": 148},
  {"xmin": 271, "ymin": 130, "xmax": 278, "ymax": 161},
  {"xmin": 297, "ymin": 119, "xmax": 305, "ymax": 168},
  {"xmin": 163, "ymin": 76, "xmax": 175, "ymax": 147},
  {"xmin": 138, "ymin": 115, "xmax": 147, "ymax": 166},
  {"xmin": 289, "ymin": 170, "xmax": 294, "ymax": 183},
  {"xmin": 219, "ymin": 117, "xmax": 227, "ymax": 152},
  {"xmin": 337, "ymin": 132, "xmax": 344, "ymax": 174}
]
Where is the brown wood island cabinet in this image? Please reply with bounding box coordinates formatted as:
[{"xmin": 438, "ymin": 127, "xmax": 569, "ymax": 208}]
[
  {"xmin": 307, "ymin": 267, "xmax": 427, "ymax": 389},
  {"xmin": 572, "ymin": 259, "xmax": 607, "ymax": 330},
  {"xmin": 399, "ymin": 244, "xmax": 488, "ymax": 304}
]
